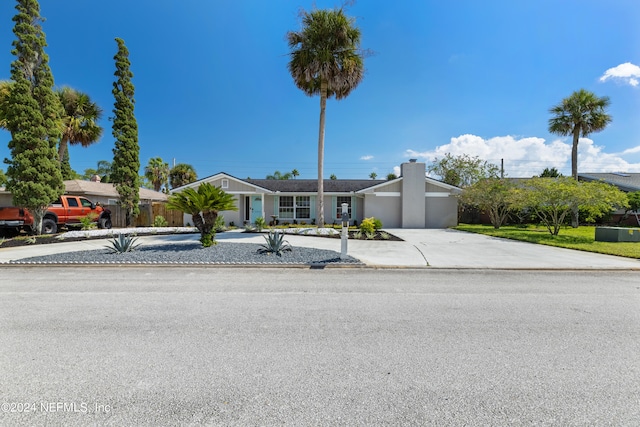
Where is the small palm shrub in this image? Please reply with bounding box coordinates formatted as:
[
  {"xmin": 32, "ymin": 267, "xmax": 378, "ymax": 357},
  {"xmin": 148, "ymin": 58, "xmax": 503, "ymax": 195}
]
[
  {"xmin": 105, "ymin": 234, "xmax": 141, "ymax": 254},
  {"xmin": 214, "ymin": 215, "xmax": 226, "ymax": 232},
  {"xmin": 153, "ymin": 215, "xmax": 168, "ymax": 227},
  {"xmin": 258, "ymin": 230, "xmax": 292, "ymax": 256},
  {"xmin": 79, "ymin": 213, "xmax": 98, "ymax": 230},
  {"xmin": 254, "ymin": 216, "xmax": 266, "ymax": 232}
]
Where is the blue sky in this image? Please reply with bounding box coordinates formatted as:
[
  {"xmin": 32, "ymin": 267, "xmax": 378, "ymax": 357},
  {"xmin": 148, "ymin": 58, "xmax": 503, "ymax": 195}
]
[{"xmin": 1, "ymin": 0, "xmax": 639, "ymax": 181}]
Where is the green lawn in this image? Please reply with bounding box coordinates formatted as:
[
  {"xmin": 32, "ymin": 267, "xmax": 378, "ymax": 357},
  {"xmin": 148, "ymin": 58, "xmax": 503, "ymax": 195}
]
[{"xmin": 454, "ymin": 224, "xmax": 640, "ymax": 259}]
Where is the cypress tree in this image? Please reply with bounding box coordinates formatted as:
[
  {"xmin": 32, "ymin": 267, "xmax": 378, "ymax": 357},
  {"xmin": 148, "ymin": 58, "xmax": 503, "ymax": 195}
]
[
  {"xmin": 110, "ymin": 37, "xmax": 140, "ymax": 226},
  {"xmin": 4, "ymin": 0, "xmax": 63, "ymax": 234}
]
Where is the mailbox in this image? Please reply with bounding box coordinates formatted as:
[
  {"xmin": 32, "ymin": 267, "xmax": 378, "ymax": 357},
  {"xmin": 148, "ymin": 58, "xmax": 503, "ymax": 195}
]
[{"xmin": 341, "ymin": 203, "xmax": 349, "ymax": 225}]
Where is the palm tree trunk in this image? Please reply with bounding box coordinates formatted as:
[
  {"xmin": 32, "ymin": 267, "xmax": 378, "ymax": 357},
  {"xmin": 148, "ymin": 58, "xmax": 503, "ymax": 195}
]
[
  {"xmin": 317, "ymin": 80, "xmax": 327, "ymax": 228},
  {"xmin": 571, "ymin": 127, "xmax": 580, "ymax": 227},
  {"xmin": 58, "ymin": 138, "xmax": 69, "ymax": 162}
]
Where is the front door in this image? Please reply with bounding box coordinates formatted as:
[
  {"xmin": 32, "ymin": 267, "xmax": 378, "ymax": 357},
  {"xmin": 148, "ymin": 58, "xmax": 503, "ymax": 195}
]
[{"xmin": 250, "ymin": 196, "xmax": 262, "ymax": 223}]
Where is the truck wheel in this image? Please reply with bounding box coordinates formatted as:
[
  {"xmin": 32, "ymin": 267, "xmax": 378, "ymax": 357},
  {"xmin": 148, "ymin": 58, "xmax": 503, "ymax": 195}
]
[
  {"xmin": 42, "ymin": 218, "xmax": 58, "ymax": 234},
  {"xmin": 99, "ymin": 217, "xmax": 112, "ymax": 229}
]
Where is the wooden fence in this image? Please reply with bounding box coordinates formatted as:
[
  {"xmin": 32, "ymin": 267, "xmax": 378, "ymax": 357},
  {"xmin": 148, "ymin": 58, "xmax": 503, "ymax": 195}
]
[{"xmin": 105, "ymin": 203, "xmax": 183, "ymax": 228}]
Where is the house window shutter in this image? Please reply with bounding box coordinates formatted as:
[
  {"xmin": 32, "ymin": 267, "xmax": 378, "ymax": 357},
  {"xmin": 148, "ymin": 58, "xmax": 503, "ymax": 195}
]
[
  {"xmin": 310, "ymin": 196, "xmax": 316, "ymax": 221},
  {"xmin": 331, "ymin": 197, "xmax": 337, "ymax": 222},
  {"xmin": 351, "ymin": 196, "xmax": 356, "ymax": 220}
]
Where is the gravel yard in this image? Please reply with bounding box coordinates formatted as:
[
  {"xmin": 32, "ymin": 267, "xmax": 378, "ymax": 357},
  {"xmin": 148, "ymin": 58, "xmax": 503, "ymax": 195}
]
[{"xmin": 12, "ymin": 228, "xmax": 362, "ymax": 265}]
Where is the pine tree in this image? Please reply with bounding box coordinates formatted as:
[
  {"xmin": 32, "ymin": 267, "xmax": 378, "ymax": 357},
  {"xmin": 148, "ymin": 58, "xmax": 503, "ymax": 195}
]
[
  {"xmin": 4, "ymin": 0, "xmax": 63, "ymax": 234},
  {"xmin": 110, "ymin": 38, "xmax": 140, "ymax": 226}
]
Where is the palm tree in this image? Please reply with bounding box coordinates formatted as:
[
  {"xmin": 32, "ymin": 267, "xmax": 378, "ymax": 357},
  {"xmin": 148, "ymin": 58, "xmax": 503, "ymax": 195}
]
[
  {"xmin": 291, "ymin": 169, "xmax": 299, "ymax": 179},
  {"xmin": 0, "ymin": 80, "xmax": 11, "ymax": 130},
  {"xmin": 82, "ymin": 160, "xmax": 112, "ymax": 182},
  {"xmin": 169, "ymin": 163, "xmax": 198, "ymax": 189},
  {"xmin": 369, "ymin": 172, "xmax": 377, "ymax": 180},
  {"xmin": 549, "ymin": 89, "xmax": 612, "ymax": 226},
  {"xmin": 330, "ymin": 174, "xmax": 337, "ymax": 180},
  {"xmin": 287, "ymin": 7, "xmax": 365, "ymax": 227},
  {"xmin": 56, "ymin": 86, "xmax": 103, "ymax": 166},
  {"xmin": 549, "ymin": 89, "xmax": 611, "ymax": 180},
  {"xmin": 144, "ymin": 157, "xmax": 169, "ymax": 192},
  {"xmin": 167, "ymin": 183, "xmax": 237, "ymax": 247},
  {"xmin": 266, "ymin": 170, "xmax": 293, "ymax": 180}
]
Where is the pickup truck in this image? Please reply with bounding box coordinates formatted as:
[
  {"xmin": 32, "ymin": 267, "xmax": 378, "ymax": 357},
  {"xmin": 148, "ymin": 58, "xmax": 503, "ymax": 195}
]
[{"xmin": 0, "ymin": 195, "xmax": 112, "ymax": 236}]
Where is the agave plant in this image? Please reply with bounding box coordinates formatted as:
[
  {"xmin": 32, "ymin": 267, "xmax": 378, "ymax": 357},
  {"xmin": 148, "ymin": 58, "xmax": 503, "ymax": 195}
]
[
  {"xmin": 257, "ymin": 230, "xmax": 292, "ymax": 256},
  {"xmin": 105, "ymin": 234, "xmax": 141, "ymax": 254}
]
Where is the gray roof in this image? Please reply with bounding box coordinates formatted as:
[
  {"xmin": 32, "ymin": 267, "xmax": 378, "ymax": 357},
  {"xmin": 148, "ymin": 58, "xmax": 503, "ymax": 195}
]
[
  {"xmin": 245, "ymin": 179, "xmax": 386, "ymax": 193},
  {"xmin": 578, "ymin": 173, "xmax": 640, "ymax": 192}
]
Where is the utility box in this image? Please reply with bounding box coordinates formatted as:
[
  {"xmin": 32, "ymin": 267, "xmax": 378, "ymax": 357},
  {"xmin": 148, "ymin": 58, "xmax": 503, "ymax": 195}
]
[{"xmin": 595, "ymin": 227, "xmax": 640, "ymax": 242}]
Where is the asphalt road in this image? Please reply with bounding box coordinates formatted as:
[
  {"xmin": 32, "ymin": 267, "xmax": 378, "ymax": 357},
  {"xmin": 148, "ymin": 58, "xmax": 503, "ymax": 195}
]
[{"xmin": 1, "ymin": 267, "xmax": 639, "ymax": 426}]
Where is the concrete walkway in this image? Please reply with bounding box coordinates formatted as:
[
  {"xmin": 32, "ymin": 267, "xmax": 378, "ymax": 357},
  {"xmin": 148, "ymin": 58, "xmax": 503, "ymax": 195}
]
[{"xmin": 0, "ymin": 228, "xmax": 639, "ymax": 269}]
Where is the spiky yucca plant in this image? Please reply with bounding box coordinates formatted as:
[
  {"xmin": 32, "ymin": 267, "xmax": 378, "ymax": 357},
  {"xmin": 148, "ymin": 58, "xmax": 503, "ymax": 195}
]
[
  {"xmin": 105, "ymin": 234, "xmax": 141, "ymax": 254},
  {"xmin": 258, "ymin": 230, "xmax": 292, "ymax": 256}
]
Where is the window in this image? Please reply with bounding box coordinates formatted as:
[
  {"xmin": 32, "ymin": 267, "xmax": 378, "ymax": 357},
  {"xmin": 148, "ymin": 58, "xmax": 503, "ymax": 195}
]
[
  {"xmin": 336, "ymin": 196, "xmax": 351, "ymax": 218},
  {"xmin": 221, "ymin": 179, "xmax": 229, "ymax": 189},
  {"xmin": 296, "ymin": 196, "xmax": 310, "ymax": 219},
  {"xmin": 80, "ymin": 198, "xmax": 93, "ymax": 208},
  {"xmin": 278, "ymin": 196, "xmax": 294, "ymax": 219},
  {"xmin": 278, "ymin": 196, "xmax": 311, "ymax": 219},
  {"xmin": 67, "ymin": 198, "xmax": 79, "ymax": 207}
]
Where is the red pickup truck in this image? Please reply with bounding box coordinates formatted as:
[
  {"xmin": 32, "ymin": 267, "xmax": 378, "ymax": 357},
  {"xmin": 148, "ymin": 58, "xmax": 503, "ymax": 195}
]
[{"xmin": 0, "ymin": 195, "xmax": 112, "ymax": 236}]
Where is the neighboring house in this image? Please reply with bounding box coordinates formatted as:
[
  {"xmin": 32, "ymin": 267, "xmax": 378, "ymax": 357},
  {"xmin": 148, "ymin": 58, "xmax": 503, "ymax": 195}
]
[
  {"xmin": 62, "ymin": 180, "xmax": 168, "ymax": 206},
  {"xmin": 171, "ymin": 160, "xmax": 462, "ymax": 229},
  {"xmin": 0, "ymin": 180, "xmax": 168, "ymax": 207},
  {"xmin": 579, "ymin": 172, "xmax": 640, "ymax": 225},
  {"xmin": 578, "ymin": 173, "xmax": 640, "ymax": 192}
]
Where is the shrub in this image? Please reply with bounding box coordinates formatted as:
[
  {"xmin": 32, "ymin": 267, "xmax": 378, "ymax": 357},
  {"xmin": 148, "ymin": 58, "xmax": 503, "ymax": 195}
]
[
  {"xmin": 359, "ymin": 217, "xmax": 376, "ymax": 234},
  {"xmin": 372, "ymin": 217, "xmax": 383, "ymax": 230},
  {"xmin": 200, "ymin": 232, "xmax": 215, "ymax": 248},
  {"xmin": 79, "ymin": 213, "xmax": 98, "ymax": 230},
  {"xmin": 214, "ymin": 215, "xmax": 226, "ymax": 232},
  {"xmin": 254, "ymin": 217, "xmax": 266, "ymax": 232},
  {"xmin": 258, "ymin": 230, "xmax": 292, "ymax": 256},
  {"xmin": 105, "ymin": 234, "xmax": 141, "ymax": 254},
  {"xmin": 153, "ymin": 215, "xmax": 168, "ymax": 227}
]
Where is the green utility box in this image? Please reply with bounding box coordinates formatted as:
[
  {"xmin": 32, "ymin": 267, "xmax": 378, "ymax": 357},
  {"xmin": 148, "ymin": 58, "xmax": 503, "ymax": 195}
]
[{"xmin": 595, "ymin": 227, "xmax": 640, "ymax": 242}]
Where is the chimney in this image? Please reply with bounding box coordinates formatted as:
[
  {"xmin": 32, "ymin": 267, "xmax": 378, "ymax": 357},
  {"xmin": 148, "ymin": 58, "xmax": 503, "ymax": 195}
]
[{"xmin": 400, "ymin": 161, "xmax": 426, "ymax": 228}]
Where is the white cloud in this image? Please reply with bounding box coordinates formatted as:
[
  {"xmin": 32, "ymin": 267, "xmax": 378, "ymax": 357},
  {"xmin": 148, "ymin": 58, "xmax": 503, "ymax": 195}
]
[
  {"xmin": 617, "ymin": 145, "xmax": 640, "ymax": 155},
  {"xmin": 393, "ymin": 166, "xmax": 401, "ymax": 177},
  {"xmin": 599, "ymin": 62, "xmax": 640, "ymax": 87},
  {"xmin": 360, "ymin": 155, "xmax": 374, "ymax": 160},
  {"xmin": 405, "ymin": 134, "xmax": 640, "ymax": 177}
]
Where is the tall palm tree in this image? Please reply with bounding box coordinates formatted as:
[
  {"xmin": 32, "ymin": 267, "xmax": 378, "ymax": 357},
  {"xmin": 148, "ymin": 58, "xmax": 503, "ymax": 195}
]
[
  {"xmin": 56, "ymin": 86, "xmax": 103, "ymax": 164},
  {"xmin": 144, "ymin": 157, "xmax": 169, "ymax": 192},
  {"xmin": 549, "ymin": 89, "xmax": 611, "ymax": 180},
  {"xmin": 287, "ymin": 7, "xmax": 365, "ymax": 227},
  {"xmin": 169, "ymin": 163, "xmax": 198, "ymax": 189},
  {"xmin": 369, "ymin": 172, "xmax": 377, "ymax": 180},
  {"xmin": 291, "ymin": 169, "xmax": 299, "ymax": 179},
  {"xmin": 549, "ymin": 89, "xmax": 611, "ymax": 227}
]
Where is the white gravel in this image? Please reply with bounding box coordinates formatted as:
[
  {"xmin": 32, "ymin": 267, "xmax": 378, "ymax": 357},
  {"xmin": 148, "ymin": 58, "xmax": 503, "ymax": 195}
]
[{"xmin": 56, "ymin": 226, "xmax": 198, "ymax": 240}]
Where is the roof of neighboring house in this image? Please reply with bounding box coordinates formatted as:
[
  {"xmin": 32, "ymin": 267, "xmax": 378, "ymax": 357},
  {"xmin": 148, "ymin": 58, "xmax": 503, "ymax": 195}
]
[
  {"xmin": 63, "ymin": 180, "xmax": 168, "ymax": 201},
  {"xmin": 578, "ymin": 173, "xmax": 640, "ymax": 192},
  {"xmin": 245, "ymin": 179, "xmax": 386, "ymax": 193}
]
